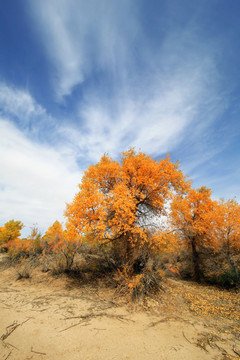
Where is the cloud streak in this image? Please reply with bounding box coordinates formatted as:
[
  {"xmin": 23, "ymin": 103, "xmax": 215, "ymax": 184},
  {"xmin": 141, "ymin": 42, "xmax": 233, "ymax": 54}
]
[
  {"xmin": 30, "ymin": 0, "xmax": 139, "ymax": 99},
  {"xmin": 28, "ymin": 0, "xmax": 226, "ymax": 163},
  {"xmin": 0, "ymin": 83, "xmax": 45, "ymax": 123},
  {"xmin": 60, "ymin": 55, "xmax": 223, "ymax": 165}
]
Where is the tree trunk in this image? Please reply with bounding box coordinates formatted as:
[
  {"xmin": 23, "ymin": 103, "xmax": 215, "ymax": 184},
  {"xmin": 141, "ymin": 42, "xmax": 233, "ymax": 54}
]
[
  {"xmin": 125, "ymin": 238, "xmax": 135, "ymax": 268},
  {"xmin": 191, "ymin": 238, "xmax": 200, "ymax": 282},
  {"xmin": 226, "ymin": 236, "xmax": 239, "ymax": 281}
]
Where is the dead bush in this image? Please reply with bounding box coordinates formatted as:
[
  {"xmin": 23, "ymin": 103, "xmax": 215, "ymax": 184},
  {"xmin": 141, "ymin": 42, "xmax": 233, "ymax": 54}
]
[
  {"xmin": 15, "ymin": 258, "xmax": 33, "ymax": 280},
  {"xmin": 50, "ymin": 254, "xmax": 68, "ymax": 275}
]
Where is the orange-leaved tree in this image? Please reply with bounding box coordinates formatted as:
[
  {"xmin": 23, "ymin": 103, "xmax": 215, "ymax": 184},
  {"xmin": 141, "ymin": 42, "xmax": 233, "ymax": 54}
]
[
  {"xmin": 65, "ymin": 149, "xmax": 189, "ymax": 272},
  {"xmin": 44, "ymin": 220, "xmax": 65, "ymax": 248},
  {"xmin": 0, "ymin": 220, "xmax": 24, "ymax": 246},
  {"xmin": 216, "ymin": 199, "xmax": 240, "ymax": 251},
  {"xmin": 214, "ymin": 199, "xmax": 240, "ymax": 279},
  {"xmin": 8, "ymin": 225, "xmax": 42, "ymax": 259},
  {"xmin": 44, "ymin": 220, "xmax": 81, "ymax": 270},
  {"xmin": 170, "ymin": 186, "xmax": 218, "ymax": 282}
]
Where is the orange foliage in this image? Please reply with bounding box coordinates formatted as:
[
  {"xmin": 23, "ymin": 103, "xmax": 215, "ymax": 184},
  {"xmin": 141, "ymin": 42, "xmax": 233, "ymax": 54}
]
[
  {"xmin": 214, "ymin": 199, "xmax": 240, "ymax": 251},
  {"xmin": 171, "ymin": 190, "xmax": 240, "ymax": 253},
  {"xmin": 148, "ymin": 231, "xmax": 180, "ymax": 254},
  {"xmin": 65, "ymin": 149, "xmax": 189, "ymax": 263},
  {"xmin": 7, "ymin": 238, "xmax": 32, "ymax": 257},
  {"xmin": 44, "ymin": 220, "xmax": 81, "ymax": 250},
  {"xmin": 0, "ymin": 220, "xmax": 24, "ymax": 246},
  {"xmin": 170, "ymin": 186, "xmax": 218, "ymax": 281},
  {"xmin": 44, "ymin": 220, "xmax": 65, "ymax": 248},
  {"xmin": 170, "ymin": 186, "xmax": 218, "ymax": 248},
  {"xmin": 43, "ymin": 220, "xmax": 82, "ymax": 270},
  {"xmin": 6, "ymin": 226, "xmax": 42, "ymax": 259}
]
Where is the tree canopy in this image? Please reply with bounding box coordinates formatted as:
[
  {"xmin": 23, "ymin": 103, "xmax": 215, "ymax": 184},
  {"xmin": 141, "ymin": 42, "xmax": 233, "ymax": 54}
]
[
  {"xmin": 0, "ymin": 219, "xmax": 24, "ymax": 245},
  {"xmin": 66, "ymin": 149, "xmax": 189, "ymax": 268},
  {"xmin": 170, "ymin": 186, "xmax": 218, "ymax": 281}
]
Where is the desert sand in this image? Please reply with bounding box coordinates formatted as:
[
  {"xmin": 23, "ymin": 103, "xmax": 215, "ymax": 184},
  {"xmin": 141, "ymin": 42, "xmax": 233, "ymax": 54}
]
[{"xmin": 0, "ymin": 256, "xmax": 239, "ymax": 360}]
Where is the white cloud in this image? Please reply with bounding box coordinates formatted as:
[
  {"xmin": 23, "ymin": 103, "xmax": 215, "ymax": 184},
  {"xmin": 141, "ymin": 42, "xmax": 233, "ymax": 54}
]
[
  {"xmin": 29, "ymin": 0, "xmax": 139, "ymax": 99},
  {"xmin": 0, "ymin": 83, "xmax": 45, "ymax": 122},
  {"xmin": 28, "ymin": 0, "xmax": 226, "ymax": 163},
  {"xmin": 58, "ymin": 54, "xmax": 223, "ymax": 165},
  {"xmin": 0, "ymin": 119, "xmax": 82, "ymax": 235},
  {"xmin": 28, "ymin": 0, "xmax": 227, "ymax": 165}
]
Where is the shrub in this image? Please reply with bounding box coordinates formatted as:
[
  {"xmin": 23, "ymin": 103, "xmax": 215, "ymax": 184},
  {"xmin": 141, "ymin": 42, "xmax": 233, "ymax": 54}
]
[
  {"xmin": 115, "ymin": 266, "xmax": 165, "ymax": 302},
  {"xmin": 15, "ymin": 258, "xmax": 34, "ymax": 280}
]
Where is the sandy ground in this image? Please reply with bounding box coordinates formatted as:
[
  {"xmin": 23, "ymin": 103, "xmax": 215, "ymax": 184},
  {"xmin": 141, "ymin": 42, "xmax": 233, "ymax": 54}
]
[{"xmin": 0, "ymin": 256, "xmax": 239, "ymax": 360}]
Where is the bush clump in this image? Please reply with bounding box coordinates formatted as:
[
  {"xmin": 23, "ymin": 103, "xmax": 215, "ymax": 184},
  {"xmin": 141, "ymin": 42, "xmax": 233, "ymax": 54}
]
[{"xmin": 115, "ymin": 265, "xmax": 165, "ymax": 302}]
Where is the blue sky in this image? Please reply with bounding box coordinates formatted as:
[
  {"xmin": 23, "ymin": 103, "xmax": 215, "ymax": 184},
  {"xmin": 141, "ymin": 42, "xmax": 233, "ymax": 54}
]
[{"xmin": 0, "ymin": 0, "xmax": 240, "ymax": 236}]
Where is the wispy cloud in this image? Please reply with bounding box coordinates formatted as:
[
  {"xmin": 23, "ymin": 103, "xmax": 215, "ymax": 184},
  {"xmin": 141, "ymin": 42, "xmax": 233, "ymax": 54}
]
[
  {"xmin": 0, "ymin": 82, "xmax": 62, "ymax": 146},
  {"xmin": 28, "ymin": 0, "xmax": 226, "ymax": 163},
  {"xmin": 0, "ymin": 83, "xmax": 45, "ymax": 123},
  {"xmin": 29, "ymin": 0, "xmax": 139, "ymax": 99},
  {"xmin": 59, "ymin": 54, "xmax": 224, "ymax": 165}
]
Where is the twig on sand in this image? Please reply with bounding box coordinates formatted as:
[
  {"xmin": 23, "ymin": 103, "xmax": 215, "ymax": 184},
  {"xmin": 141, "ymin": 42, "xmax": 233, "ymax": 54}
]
[
  {"xmin": 3, "ymin": 341, "xmax": 19, "ymax": 350},
  {"xmin": 63, "ymin": 312, "xmax": 131, "ymax": 322},
  {"xmin": 233, "ymin": 346, "xmax": 240, "ymax": 357},
  {"xmin": 59, "ymin": 321, "xmax": 85, "ymax": 332},
  {"xmin": 6, "ymin": 322, "xmax": 17, "ymax": 330},
  {"xmin": 1, "ymin": 326, "xmax": 18, "ymax": 341},
  {"xmin": 59, "ymin": 312, "xmax": 133, "ymax": 332},
  {"xmin": 148, "ymin": 317, "xmax": 194, "ymax": 328},
  {"xmin": 4, "ymin": 350, "xmax": 12, "ymax": 360},
  {"xmin": 1, "ymin": 318, "xmax": 31, "ymax": 341},
  {"xmin": 149, "ymin": 317, "xmax": 180, "ymax": 327},
  {"xmin": 31, "ymin": 347, "xmax": 47, "ymax": 355},
  {"xmin": 182, "ymin": 331, "xmax": 193, "ymax": 344}
]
